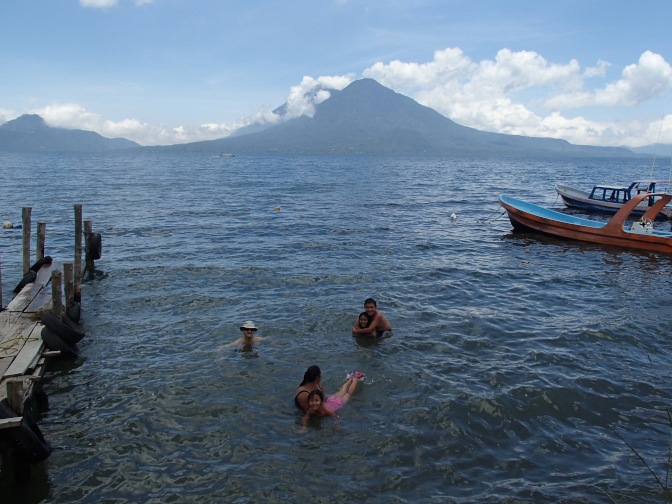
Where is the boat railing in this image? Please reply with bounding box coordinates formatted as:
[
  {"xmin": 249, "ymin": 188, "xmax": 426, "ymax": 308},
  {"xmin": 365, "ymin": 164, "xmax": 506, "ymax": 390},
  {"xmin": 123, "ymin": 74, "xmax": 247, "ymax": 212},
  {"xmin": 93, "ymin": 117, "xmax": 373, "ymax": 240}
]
[{"xmin": 604, "ymin": 192, "xmax": 672, "ymax": 233}]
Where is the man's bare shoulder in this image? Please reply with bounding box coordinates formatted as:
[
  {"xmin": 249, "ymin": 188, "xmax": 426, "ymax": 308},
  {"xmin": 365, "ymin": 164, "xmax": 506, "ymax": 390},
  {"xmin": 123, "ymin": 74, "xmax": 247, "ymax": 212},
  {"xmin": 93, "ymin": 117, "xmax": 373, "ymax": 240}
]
[{"xmin": 377, "ymin": 312, "xmax": 392, "ymax": 329}]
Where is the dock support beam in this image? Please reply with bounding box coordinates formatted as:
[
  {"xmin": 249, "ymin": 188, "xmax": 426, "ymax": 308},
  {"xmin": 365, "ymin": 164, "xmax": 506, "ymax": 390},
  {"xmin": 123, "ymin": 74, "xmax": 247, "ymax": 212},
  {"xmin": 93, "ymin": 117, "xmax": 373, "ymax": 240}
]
[
  {"xmin": 64, "ymin": 263, "xmax": 74, "ymax": 311},
  {"xmin": 74, "ymin": 205, "xmax": 82, "ymax": 302},
  {"xmin": 22, "ymin": 207, "xmax": 31, "ymax": 274},
  {"xmin": 51, "ymin": 270, "xmax": 63, "ymax": 318},
  {"xmin": 7, "ymin": 378, "xmax": 26, "ymax": 416},
  {"xmin": 37, "ymin": 222, "xmax": 46, "ymax": 261}
]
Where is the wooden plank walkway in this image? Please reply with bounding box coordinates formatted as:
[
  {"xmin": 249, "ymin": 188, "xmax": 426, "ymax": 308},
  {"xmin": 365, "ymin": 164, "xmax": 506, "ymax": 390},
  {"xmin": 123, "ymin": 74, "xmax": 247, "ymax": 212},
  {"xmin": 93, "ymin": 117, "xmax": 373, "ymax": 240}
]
[{"xmin": 0, "ymin": 264, "xmax": 56, "ymax": 421}]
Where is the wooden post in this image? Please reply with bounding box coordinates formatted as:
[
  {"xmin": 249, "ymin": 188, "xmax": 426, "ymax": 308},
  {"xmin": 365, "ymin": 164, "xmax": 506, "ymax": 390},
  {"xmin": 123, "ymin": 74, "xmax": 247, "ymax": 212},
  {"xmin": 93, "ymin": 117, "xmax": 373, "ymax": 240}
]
[
  {"xmin": 0, "ymin": 255, "xmax": 3, "ymax": 310},
  {"xmin": 64, "ymin": 263, "xmax": 74, "ymax": 311},
  {"xmin": 74, "ymin": 204, "xmax": 82, "ymax": 302},
  {"xmin": 22, "ymin": 207, "xmax": 32, "ymax": 274},
  {"xmin": 51, "ymin": 270, "xmax": 63, "ymax": 317},
  {"xmin": 6, "ymin": 378, "xmax": 26, "ymax": 415},
  {"xmin": 84, "ymin": 220, "xmax": 94, "ymax": 274},
  {"xmin": 36, "ymin": 221, "xmax": 46, "ymax": 261}
]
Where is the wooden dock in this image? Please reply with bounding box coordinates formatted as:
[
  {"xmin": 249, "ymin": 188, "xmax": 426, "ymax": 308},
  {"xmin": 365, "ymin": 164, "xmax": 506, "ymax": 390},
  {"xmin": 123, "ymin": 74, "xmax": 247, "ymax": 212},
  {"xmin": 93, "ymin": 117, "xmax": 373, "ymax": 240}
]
[
  {"xmin": 0, "ymin": 262, "xmax": 59, "ymax": 397},
  {"xmin": 0, "ymin": 204, "xmax": 101, "ymax": 469}
]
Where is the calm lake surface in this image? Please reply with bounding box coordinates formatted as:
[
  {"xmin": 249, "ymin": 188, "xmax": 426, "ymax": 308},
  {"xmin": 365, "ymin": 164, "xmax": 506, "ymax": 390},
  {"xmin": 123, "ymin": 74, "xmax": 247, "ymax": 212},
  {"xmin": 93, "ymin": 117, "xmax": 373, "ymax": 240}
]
[{"xmin": 1, "ymin": 152, "xmax": 672, "ymax": 503}]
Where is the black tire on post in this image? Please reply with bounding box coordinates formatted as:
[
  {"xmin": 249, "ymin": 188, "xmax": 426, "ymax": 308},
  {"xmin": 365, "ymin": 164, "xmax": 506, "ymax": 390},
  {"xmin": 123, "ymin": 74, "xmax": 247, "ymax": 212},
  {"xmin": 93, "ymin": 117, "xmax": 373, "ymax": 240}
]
[
  {"xmin": 13, "ymin": 270, "xmax": 37, "ymax": 293},
  {"xmin": 0, "ymin": 400, "xmax": 53, "ymax": 464},
  {"xmin": 89, "ymin": 232, "xmax": 102, "ymax": 260},
  {"xmin": 41, "ymin": 312, "xmax": 86, "ymax": 345},
  {"xmin": 66, "ymin": 302, "xmax": 81, "ymax": 324},
  {"xmin": 41, "ymin": 327, "xmax": 80, "ymax": 359}
]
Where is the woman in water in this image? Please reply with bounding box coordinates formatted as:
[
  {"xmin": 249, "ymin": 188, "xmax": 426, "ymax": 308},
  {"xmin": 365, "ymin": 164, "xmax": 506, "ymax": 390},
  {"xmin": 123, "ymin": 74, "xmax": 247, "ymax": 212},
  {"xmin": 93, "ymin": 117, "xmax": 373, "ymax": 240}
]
[
  {"xmin": 352, "ymin": 311, "xmax": 375, "ymax": 337},
  {"xmin": 294, "ymin": 365, "xmax": 364, "ymax": 413},
  {"xmin": 300, "ymin": 374, "xmax": 364, "ymax": 430}
]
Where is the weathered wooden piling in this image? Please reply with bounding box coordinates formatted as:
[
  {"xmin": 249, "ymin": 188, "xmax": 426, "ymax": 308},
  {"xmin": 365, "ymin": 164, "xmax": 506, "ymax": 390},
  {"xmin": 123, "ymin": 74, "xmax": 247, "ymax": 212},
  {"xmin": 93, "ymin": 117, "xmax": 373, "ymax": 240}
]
[
  {"xmin": 36, "ymin": 222, "xmax": 46, "ymax": 262},
  {"xmin": 64, "ymin": 263, "xmax": 74, "ymax": 311},
  {"xmin": 74, "ymin": 205, "xmax": 82, "ymax": 302},
  {"xmin": 51, "ymin": 270, "xmax": 63, "ymax": 318},
  {"xmin": 22, "ymin": 207, "xmax": 31, "ymax": 275},
  {"xmin": 6, "ymin": 378, "xmax": 26, "ymax": 416}
]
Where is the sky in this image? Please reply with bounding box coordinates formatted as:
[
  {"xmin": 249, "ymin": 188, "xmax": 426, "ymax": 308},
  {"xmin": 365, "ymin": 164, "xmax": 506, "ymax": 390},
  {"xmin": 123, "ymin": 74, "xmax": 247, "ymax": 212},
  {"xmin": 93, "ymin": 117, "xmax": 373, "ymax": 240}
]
[{"xmin": 2, "ymin": 0, "xmax": 672, "ymax": 147}]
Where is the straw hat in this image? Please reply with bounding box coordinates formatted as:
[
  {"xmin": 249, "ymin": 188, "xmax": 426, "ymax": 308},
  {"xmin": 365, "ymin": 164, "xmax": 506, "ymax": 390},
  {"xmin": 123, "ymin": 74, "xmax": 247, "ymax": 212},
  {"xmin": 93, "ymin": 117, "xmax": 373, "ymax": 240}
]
[{"xmin": 240, "ymin": 320, "xmax": 258, "ymax": 331}]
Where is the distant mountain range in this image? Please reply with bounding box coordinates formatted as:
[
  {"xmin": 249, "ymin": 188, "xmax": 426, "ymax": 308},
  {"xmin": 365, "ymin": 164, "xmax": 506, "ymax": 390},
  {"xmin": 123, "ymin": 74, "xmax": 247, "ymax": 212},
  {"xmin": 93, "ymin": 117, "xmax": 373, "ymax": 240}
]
[
  {"xmin": 145, "ymin": 79, "xmax": 634, "ymax": 157},
  {"xmin": 0, "ymin": 83, "xmax": 664, "ymax": 156},
  {"xmin": 0, "ymin": 114, "xmax": 139, "ymax": 152},
  {"xmin": 627, "ymin": 143, "xmax": 672, "ymax": 155}
]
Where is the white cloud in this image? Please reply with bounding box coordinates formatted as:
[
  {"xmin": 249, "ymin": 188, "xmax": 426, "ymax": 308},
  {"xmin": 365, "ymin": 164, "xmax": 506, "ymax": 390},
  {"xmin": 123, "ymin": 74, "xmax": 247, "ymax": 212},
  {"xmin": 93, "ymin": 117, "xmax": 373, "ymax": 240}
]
[
  {"xmin": 0, "ymin": 108, "xmax": 18, "ymax": 126},
  {"xmin": 135, "ymin": 0, "xmax": 152, "ymax": 5},
  {"xmin": 363, "ymin": 48, "xmax": 672, "ymax": 147},
  {"xmin": 6, "ymin": 54, "xmax": 672, "ymax": 148},
  {"xmin": 79, "ymin": 0, "xmax": 118, "ymax": 8},
  {"xmin": 21, "ymin": 74, "xmax": 354, "ymax": 146},
  {"xmin": 29, "ymin": 103, "xmax": 273, "ymax": 146},
  {"xmin": 543, "ymin": 51, "xmax": 672, "ymax": 110},
  {"xmin": 284, "ymin": 75, "xmax": 354, "ymax": 118}
]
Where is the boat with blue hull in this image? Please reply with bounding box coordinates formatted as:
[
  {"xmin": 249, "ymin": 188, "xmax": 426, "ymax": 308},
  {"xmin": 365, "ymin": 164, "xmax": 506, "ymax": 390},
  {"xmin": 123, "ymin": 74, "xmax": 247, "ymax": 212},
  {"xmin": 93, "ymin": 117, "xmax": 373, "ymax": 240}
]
[
  {"xmin": 555, "ymin": 180, "xmax": 672, "ymax": 220},
  {"xmin": 499, "ymin": 192, "xmax": 672, "ymax": 253}
]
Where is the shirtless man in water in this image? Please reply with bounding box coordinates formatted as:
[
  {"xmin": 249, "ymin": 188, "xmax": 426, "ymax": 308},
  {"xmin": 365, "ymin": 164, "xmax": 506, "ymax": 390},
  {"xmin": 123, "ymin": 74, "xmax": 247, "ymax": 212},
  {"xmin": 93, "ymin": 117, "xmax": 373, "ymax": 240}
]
[
  {"xmin": 221, "ymin": 320, "xmax": 265, "ymax": 348},
  {"xmin": 352, "ymin": 298, "xmax": 392, "ymax": 338}
]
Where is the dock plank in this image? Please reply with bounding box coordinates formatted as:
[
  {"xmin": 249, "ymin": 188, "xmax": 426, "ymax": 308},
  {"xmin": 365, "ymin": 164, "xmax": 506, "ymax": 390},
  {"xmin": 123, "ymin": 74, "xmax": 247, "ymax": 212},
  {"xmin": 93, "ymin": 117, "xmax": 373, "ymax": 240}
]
[
  {"xmin": 25, "ymin": 288, "xmax": 53, "ymax": 313},
  {"xmin": 6, "ymin": 283, "xmax": 44, "ymax": 313},
  {"xmin": 0, "ymin": 311, "xmax": 20, "ymax": 334},
  {"xmin": 5, "ymin": 324, "xmax": 45, "ymax": 378},
  {"xmin": 0, "ymin": 358, "xmax": 11, "ymax": 377},
  {"xmin": 0, "ymin": 317, "xmax": 37, "ymax": 359},
  {"xmin": 35, "ymin": 262, "xmax": 62, "ymax": 286},
  {"xmin": 0, "ymin": 417, "xmax": 22, "ymax": 429}
]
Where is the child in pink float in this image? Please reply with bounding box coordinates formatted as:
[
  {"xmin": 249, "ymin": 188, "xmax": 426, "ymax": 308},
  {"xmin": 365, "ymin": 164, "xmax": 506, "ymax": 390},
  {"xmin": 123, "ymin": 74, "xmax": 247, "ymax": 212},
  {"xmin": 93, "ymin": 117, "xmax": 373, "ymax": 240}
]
[{"xmin": 301, "ymin": 372, "xmax": 364, "ymax": 430}]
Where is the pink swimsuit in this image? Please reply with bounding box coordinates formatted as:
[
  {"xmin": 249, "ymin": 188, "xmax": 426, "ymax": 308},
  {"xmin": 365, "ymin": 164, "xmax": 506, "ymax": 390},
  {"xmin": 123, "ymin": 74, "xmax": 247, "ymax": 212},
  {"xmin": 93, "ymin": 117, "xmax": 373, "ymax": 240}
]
[{"xmin": 325, "ymin": 396, "xmax": 344, "ymax": 411}]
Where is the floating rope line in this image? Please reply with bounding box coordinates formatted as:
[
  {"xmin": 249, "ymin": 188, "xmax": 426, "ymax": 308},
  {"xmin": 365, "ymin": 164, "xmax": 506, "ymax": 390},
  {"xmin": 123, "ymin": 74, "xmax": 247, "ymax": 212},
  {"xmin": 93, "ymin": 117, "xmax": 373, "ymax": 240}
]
[
  {"xmin": 478, "ymin": 206, "xmax": 504, "ymax": 223},
  {"xmin": 489, "ymin": 209, "xmax": 508, "ymax": 223},
  {"xmin": 551, "ymin": 193, "xmax": 559, "ymax": 207}
]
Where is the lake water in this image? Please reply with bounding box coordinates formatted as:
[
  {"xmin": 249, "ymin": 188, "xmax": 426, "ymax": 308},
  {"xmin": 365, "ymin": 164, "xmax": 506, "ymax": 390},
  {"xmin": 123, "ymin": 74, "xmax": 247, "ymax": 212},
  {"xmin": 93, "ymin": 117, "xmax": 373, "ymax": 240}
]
[{"xmin": 1, "ymin": 152, "xmax": 672, "ymax": 503}]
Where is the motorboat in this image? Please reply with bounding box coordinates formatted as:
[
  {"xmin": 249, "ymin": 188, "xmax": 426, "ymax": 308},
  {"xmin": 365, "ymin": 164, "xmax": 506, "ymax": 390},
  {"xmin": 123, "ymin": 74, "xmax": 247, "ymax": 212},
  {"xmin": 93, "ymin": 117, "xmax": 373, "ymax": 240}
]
[
  {"xmin": 499, "ymin": 192, "xmax": 672, "ymax": 253},
  {"xmin": 220, "ymin": 153, "xmax": 235, "ymax": 157},
  {"xmin": 555, "ymin": 180, "xmax": 672, "ymax": 220}
]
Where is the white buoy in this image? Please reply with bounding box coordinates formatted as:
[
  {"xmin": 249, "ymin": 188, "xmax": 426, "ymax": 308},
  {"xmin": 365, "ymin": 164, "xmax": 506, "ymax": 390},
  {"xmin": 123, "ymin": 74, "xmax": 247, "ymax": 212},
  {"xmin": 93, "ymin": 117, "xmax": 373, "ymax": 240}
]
[
  {"xmin": 450, "ymin": 213, "xmax": 457, "ymax": 220},
  {"xmin": 2, "ymin": 221, "xmax": 12, "ymax": 229}
]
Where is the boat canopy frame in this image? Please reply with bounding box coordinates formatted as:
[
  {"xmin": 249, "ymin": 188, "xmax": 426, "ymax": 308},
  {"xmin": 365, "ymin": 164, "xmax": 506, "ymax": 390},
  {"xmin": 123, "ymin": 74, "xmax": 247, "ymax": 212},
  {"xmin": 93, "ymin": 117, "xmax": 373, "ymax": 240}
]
[{"xmin": 588, "ymin": 180, "xmax": 670, "ymax": 207}]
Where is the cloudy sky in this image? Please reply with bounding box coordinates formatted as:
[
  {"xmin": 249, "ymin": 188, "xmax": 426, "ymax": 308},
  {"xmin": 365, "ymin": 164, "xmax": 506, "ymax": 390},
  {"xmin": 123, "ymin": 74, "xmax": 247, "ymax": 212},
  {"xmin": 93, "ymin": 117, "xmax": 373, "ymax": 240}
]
[{"xmin": 2, "ymin": 0, "xmax": 672, "ymax": 147}]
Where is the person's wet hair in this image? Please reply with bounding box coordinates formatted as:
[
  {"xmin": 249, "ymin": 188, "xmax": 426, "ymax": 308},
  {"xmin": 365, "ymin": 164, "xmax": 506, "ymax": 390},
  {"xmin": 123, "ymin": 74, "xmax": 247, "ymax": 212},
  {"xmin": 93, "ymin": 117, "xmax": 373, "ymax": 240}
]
[
  {"xmin": 359, "ymin": 311, "xmax": 372, "ymax": 328},
  {"xmin": 364, "ymin": 298, "xmax": 377, "ymax": 307},
  {"xmin": 308, "ymin": 390, "xmax": 324, "ymax": 403},
  {"xmin": 300, "ymin": 365, "xmax": 321, "ymax": 386}
]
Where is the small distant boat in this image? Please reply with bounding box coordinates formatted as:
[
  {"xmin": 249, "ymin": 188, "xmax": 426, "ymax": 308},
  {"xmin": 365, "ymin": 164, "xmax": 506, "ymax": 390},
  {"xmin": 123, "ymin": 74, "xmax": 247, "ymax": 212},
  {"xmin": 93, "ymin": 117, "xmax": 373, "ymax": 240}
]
[
  {"xmin": 555, "ymin": 180, "xmax": 672, "ymax": 220},
  {"xmin": 499, "ymin": 192, "xmax": 672, "ymax": 253},
  {"xmin": 220, "ymin": 153, "xmax": 235, "ymax": 157}
]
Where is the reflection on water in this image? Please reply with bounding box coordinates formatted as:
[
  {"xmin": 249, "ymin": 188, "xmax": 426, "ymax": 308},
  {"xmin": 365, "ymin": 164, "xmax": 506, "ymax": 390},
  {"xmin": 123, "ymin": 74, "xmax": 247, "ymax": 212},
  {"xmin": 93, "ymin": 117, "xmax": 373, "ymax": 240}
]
[{"xmin": 0, "ymin": 152, "xmax": 671, "ymax": 503}]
